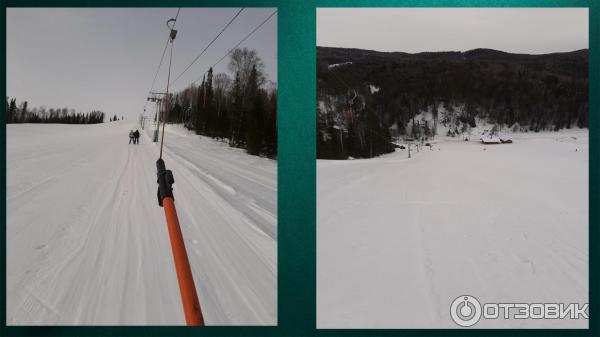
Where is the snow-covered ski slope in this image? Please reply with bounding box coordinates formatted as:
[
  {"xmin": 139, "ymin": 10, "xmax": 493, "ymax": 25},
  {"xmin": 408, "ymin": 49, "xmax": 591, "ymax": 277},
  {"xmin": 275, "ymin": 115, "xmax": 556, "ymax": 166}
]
[
  {"xmin": 317, "ymin": 130, "xmax": 588, "ymax": 328},
  {"xmin": 7, "ymin": 122, "xmax": 276, "ymax": 325}
]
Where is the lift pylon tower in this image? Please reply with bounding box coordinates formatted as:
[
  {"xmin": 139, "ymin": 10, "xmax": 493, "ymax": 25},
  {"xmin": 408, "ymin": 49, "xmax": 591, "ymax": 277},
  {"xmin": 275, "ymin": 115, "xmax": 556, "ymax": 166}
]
[{"xmin": 147, "ymin": 92, "xmax": 167, "ymax": 142}]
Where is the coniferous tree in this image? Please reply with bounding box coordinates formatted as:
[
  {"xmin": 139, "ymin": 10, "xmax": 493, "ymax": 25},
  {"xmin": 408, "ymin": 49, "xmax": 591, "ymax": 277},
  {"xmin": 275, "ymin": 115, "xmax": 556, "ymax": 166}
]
[
  {"xmin": 245, "ymin": 65, "xmax": 261, "ymax": 155},
  {"xmin": 8, "ymin": 98, "xmax": 17, "ymax": 123},
  {"xmin": 214, "ymin": 73, "xmax": 231, "ymax": 140},
  {"xmin": 204, "ymin": 68, "xmax": 215, "ymax": 137},
  {"xmin": 5, "ymin": 97, "xmax": 10, "ymax": 122},
  {"xmin": 230, "ymin": 71, "xmax": 243, "ymax": 146},
  {"xmin": 195, "ymin": 75, "xmax": 206, "ymax": 135},
  {"xmin": 19, "ymin": 101, "xmax": 28, "ymax": 123},
  {"xmin": 264, "ymin": 89, "xmax": 278, "ymax": 156}
]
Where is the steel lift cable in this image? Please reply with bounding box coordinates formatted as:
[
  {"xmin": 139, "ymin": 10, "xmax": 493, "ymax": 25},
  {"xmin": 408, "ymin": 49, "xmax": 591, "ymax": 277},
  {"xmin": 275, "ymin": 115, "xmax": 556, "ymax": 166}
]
[
  {"xmin": 144, "ymin": 8, "xmax": 181, "ymax": 116},
  {"xmin": 170, "ymin": 8, "xmax": 245, "ymax": 87},
  {"xmin": 189, "ymin": 10, "xmax": 277, "ymax": 87},
  {"xmin": 143, "ymin": 38, "xmax": 169, "ymax": 114}
]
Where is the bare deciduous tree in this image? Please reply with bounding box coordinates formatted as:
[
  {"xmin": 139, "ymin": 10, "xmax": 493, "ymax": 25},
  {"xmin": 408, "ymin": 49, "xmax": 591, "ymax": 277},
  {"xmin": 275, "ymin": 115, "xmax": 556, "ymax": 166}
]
[{"xmin": 228, "ymin": 47, "xmax": 265, "ymax": 89}]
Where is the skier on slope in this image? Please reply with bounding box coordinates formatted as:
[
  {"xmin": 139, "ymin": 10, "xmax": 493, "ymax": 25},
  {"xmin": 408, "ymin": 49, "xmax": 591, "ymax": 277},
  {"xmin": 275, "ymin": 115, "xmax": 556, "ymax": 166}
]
[
  {"xmin": 134, "ymin": 130, "xmax": 140, "ymax": 144},
  {"xmin": 129, "ymin": 130, "xmax": 134, "ymax": 144}
]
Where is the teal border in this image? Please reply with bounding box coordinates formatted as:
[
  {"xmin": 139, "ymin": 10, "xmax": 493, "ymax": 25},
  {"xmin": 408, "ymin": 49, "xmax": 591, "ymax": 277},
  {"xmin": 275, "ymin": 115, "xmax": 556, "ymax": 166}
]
[{"xmin": 1, "ymin": 1, "xmax": 596, "ymax": 336}]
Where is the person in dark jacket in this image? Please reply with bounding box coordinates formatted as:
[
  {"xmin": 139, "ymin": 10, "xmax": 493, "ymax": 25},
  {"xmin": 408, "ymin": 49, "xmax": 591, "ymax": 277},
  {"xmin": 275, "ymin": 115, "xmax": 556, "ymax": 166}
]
[{"xmin": 134, "ymin": 130, "xmax": 140, "ymax": 144}]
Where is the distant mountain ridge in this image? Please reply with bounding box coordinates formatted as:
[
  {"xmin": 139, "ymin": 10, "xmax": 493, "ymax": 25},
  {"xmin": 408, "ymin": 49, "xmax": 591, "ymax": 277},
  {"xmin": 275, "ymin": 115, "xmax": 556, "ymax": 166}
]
[
  {"xmin": 318, "ymin": 46, "xmax": 588, "ymax": 77},
  {"xmin": 318, "ymin": 46, "xmax": 588, "ymax": 59}
]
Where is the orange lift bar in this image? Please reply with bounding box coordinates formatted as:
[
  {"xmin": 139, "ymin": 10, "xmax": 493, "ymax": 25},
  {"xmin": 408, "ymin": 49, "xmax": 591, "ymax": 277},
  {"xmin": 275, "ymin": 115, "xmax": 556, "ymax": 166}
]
[{"xmin": 156, "ymin": 158, "xmax": 205, "ymax": 326}]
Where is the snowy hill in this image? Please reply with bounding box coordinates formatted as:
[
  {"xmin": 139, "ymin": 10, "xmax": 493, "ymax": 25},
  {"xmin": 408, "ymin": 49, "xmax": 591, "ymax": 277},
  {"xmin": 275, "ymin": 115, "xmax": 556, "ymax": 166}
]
[
  {"xmin": 7, "ymin": 122, "xmax": 276, "ymax": 325},
  {"xmin": 317, "ymin": 130, "xmax": 588, "ymax": 328}
]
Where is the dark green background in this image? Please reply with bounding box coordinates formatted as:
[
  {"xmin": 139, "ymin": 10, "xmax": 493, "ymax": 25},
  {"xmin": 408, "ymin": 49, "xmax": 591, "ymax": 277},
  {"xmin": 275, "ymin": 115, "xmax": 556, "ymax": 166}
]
[{"xmin": 1, "ymin": 0, "xmax": 596, "ymax": 336}]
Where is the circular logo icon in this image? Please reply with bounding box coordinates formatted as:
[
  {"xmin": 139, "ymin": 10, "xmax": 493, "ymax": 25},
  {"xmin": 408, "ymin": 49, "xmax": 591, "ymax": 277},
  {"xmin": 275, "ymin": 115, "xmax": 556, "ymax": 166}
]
[{"xmin": 450, "ymin": 295, "xmax": 482, "ymax": 327}]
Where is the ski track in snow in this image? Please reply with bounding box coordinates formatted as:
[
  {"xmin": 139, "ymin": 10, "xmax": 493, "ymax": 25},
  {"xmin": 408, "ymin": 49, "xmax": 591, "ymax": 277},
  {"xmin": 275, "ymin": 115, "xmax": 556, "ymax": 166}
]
[
  {"xmin": 317, "ymin": 130, "xmax": 588, "ymax": 329},
  {"xmin": 7, "ymin": 122, "xmax": 276, "ymax": 325}
]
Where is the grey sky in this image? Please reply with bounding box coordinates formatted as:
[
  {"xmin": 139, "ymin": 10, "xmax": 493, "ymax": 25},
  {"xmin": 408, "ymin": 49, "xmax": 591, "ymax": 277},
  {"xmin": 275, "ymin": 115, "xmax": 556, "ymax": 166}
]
[
  {"xmin": 7, "ymin": 8, "xmax": 277, "ymax": 119},
  {"xmin": 317, "ymin": 8, "xmax": 588, "ymax": 54}
]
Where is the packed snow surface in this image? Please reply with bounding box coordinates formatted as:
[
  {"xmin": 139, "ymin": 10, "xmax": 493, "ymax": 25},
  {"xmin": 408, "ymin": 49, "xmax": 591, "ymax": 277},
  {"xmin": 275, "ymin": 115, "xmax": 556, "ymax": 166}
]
[
  {"xmin": 7, "ymin": 122, "xmax": 276, "ymax": 325},
  {"xmin": 318, "ymin": 130, "xmax": 588, "ymax": 328}
]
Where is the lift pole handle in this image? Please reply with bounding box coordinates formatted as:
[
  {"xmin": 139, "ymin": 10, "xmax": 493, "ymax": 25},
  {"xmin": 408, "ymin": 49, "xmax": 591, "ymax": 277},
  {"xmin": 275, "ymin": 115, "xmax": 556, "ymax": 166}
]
[{"xmin": 157, "ymin": 159, "xmax": 204, "ymax": 326}]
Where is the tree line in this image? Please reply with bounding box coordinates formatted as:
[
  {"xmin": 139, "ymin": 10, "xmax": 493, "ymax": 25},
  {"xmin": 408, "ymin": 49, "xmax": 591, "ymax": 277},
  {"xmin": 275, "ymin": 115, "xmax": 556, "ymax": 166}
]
[
  {"xmin": 6, "ymin": 97, "xmax": 105, "ymax": 124},
  {"xmin": 160, "ymin": 48, "xmax": 277, "ymax": 158},
  {"xmin": 317, "ymin": 47, "xmax": 588, "ymax": 159}
]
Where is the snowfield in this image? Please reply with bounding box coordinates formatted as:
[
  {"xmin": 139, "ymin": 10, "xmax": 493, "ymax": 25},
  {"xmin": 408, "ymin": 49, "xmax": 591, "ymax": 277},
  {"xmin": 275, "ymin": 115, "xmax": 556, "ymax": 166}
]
[
  {"xmin": 7, "ymin": 122, "xmax": 276, "ymax": 325},
  {"xmin": 317, "ymin": 129, "xmax": 588, "ymax": 328}
]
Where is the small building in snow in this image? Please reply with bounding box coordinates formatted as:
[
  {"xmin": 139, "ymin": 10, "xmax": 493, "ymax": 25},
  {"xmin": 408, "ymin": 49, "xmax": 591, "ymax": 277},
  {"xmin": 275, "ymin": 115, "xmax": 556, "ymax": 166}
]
[{"xmin": 480, "ymin": 137, "xmax": 501, "ymax": 144}]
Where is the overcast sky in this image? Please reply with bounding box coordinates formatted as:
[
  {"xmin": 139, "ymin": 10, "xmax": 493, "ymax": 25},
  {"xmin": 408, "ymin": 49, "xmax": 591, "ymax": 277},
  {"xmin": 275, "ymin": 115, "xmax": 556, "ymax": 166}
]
[
  {"xmin": 7, "ymin": 8, "xmax": 277, "ymax": 119},
  {"xmin": 318, "ymin": 8, "xmax": 588, "ymax": 54}
]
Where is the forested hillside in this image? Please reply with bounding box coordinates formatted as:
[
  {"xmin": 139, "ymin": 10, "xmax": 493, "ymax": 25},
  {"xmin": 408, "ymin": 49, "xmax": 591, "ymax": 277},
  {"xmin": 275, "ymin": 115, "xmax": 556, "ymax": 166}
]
[
  {"xmin": 164, "ymin": 48, "xmax": 277, "ymax": 158},
  {"xmin": 317, "ymin": 46, "xmax": 588, "ymax": 159}
]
